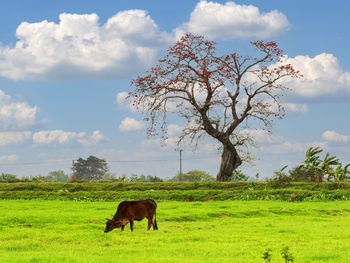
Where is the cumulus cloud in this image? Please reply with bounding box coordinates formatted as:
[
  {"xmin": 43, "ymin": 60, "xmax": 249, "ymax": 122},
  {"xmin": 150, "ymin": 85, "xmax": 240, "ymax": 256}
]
[
  {"xmin": 119, "ymin": 117, "xmax": 145, "ymax": 132},
  {"xmin": 176, "ymin": 0, "xmax": 290, "ymax": 39},
  {"xmin": 0, "ymin": 131, "xmax": 32, "ymax": 147},
  {"xmin": 279, "ymin": 53, "xmax": 350, "ymax": 98},
  {"xmin": 0, "ymin": 10, "xmax": 172, "ymax": 80},
  {"xmin": 0, "ymin": 90, "xmax": 40, "ymax": 130},
  {"xmin": 322, "ymin": 130, "xmax": 349, "ymax": 143},
  {"xmin": 77, "ymin": 130, "xmax": 108, "ymax": 147},
  {"xmin": 33, "ymin": 129, "xmax": 107, "ymax": 146}
]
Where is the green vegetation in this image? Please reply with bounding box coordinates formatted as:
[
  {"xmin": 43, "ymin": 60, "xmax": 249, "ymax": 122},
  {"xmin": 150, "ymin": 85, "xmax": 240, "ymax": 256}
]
[
  {"xmin": 170, "ymin": 170, "xmax": 216, "ymax": 182},
  {"xmin": 1, "ymin": 181, "xmax": 350, "ymax": 201},
  {"xmin": 1, "ymin": 199, "xmax": 350, "ymax": 262},
  {"xmin": 74, "ymin": 155, "xmax": 109, "ymax": 181},
  {"xmin": 279, "ymin": 147, "xmax": 350, "ymax": 182}
]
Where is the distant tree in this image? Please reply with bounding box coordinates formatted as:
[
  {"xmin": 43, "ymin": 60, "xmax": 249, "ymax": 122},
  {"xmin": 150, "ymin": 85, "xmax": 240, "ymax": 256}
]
[
  {"xmin": 146, "ymin": 175, "xmax": 163, "ymax": 182},
  {"xmin": 74, "ymin": 155, "xmax": 109, "ymax": 181},
  {"xmin": 230, "ymin": 170, "xmax": 249, "ymax": 181},
  {"xmin": 128, "ymin": 174, "xmax": 163, "ymax": 182},
  {"xmin": 130, "ymin": 33, "xmax": 301, "ymax": 181},
  {"xmin": 170, "ymin": 169, "xmax": 215, "ymax": 182},
  {"xmin": 0, "ymin": 173, "xmax": 18, "ymax": 182},
  {"xmin": 47, "ymin": 170, "xmax": 70, "ymax": 182}
]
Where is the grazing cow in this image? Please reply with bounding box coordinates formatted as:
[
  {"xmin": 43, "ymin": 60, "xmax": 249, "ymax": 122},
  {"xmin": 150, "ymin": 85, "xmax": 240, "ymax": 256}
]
[{"xmin": 104, "ymin": 199, "xmax": 158, "ymax": 232}]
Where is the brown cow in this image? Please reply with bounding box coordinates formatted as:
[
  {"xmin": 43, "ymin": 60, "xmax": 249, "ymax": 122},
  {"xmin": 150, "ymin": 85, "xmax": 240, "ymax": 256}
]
[{"xmin": 104, "ymin": 199, "xmax": 158, "ymax": 232}]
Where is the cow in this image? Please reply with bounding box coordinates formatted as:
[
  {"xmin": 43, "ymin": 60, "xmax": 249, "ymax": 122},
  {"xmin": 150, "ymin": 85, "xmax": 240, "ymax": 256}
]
[{"xmin": 104, "ymin": 199, "xmax": 158, "ymax": 232}]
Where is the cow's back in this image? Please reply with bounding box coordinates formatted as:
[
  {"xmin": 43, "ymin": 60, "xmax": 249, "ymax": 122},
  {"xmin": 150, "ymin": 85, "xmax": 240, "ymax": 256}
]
[{"xmin": 115, "ymin": 199, "xmax": 157, "ymax": 221}]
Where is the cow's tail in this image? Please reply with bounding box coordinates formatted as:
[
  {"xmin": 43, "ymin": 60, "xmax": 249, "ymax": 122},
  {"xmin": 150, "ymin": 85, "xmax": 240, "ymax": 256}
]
[{"xmin": 154, "ymin": 211, "xmax": 158, "ymax": 230}]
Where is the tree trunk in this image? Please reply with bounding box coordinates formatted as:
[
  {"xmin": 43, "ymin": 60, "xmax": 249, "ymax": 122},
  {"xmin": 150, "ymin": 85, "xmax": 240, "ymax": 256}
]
[{"xmin": 216, "ymin": 144, "xmax": 242, "ymax": 181}]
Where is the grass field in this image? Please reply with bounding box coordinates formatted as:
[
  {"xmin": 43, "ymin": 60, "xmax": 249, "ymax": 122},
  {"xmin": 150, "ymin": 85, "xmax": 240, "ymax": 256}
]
[{"xmin": 1, "ymin": 200, "xmax": 350, "ymax": 262}]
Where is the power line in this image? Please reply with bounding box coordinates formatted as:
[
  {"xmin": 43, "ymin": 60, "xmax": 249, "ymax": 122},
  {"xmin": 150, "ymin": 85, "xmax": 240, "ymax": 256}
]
[{"xmin": 0, "ymin": 155, "xmax": 219, "ymax": 167}]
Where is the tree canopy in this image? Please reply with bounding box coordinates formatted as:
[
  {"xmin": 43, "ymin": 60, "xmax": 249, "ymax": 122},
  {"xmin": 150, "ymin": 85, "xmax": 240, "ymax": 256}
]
[
  {"xmin": 74, "ymin": 155, "xmax": 109, "ymax": 181},
  {"xmin": 130, "ymin": 33, "xmax": 301, "ymax": 181}
]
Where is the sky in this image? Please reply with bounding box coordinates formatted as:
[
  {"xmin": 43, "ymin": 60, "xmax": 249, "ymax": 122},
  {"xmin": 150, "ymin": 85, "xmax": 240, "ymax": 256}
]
[{"xmin": 0, "ymin": 0, "xmax": 349, "ymax": 179}]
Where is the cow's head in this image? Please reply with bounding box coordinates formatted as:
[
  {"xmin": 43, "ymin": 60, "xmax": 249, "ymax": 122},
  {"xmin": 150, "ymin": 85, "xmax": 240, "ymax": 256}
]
[{"xmin": 104, "ymin": 218, "xmax": 121, "ymax": 233}]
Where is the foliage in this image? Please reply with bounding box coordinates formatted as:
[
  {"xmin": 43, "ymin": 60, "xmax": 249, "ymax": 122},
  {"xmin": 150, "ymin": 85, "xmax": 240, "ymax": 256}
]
[
  {"xmin": 262, "ymin": 249, "xmax": 272, "ymax": 263},
  {"xmin": 267, "ymin": 166, "xmax": 293, "ymax": 188},
  {"xmin": 230, "ymin": 170, "xmax": 249, "ymax": 181},
  {"xmin": 74, "ymin": 155, "xmax": 109, "ymax": 181},
  {"xmin": 2, "ymin": 181, "xmax": 350, "ymax": 201},
  {"xmin": 0, "ymin": 173, "xmax": 18, "ymax": 182},
  {"xmin": 128, "ymin": 174, "xmax": 163, "ymax": 182},
  {"xmin": 170, "ymin": 170, "xmax": 215, "ymax": 182},
  {"xmin": 46, "ymin": 170, "xmax": 70, "ymax": 182},
  {"xmin": 281, "ymin": 246, "xmax": 294, "ymax": 263},
  {"xmin": 130, "ymin": 33, "xmax": 301, "ymax": 181},
  {"xmin": 291, "ymin": 147, "xmax": 349, "ymax": 182}
]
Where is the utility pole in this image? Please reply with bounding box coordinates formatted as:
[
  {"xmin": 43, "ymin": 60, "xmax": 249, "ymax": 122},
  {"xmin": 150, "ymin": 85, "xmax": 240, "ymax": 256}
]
[
  {"xmin": 179, "ymin": 149, "xmax": 183, "ymax": 181},
  {"xmin": 71, "ymin": 160, "xmax": 76, "ymax": 182}
]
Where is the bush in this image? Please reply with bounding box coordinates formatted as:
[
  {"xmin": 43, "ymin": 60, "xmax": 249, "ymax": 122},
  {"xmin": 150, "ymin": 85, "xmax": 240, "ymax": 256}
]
[
  {"xmin": 170, "ymin": 170, "xmax": 215, "ymax": 182},
  {"xmin": 231, "ymin": 170, "xmax": 249, "ymax": 182}
]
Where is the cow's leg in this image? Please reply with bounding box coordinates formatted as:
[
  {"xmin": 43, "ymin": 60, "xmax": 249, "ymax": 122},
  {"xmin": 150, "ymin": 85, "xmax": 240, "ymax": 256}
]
[
  {"xmin": 151, "ymin": 217, "xmax": 156, "ymax": 230},
  {"xmin": 130, "ymin": 220, "xmax": 134, "ymax": 232},
  {"xmin": 147, "ymin": 217, "xmax": 152, "ymax": 231},
  {"xmin": 121, "ymin": 225, "xmax": 125, "ymax": 231}
]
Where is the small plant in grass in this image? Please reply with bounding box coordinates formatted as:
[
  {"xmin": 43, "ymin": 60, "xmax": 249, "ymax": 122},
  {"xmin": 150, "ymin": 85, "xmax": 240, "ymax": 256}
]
[
  {"xmin": 281, "ymin": 246, "xmax": 294, "ymax": 263},
  {"xmin": 262, "ymin": 248, "xmax": 272, "ymax": 262}
]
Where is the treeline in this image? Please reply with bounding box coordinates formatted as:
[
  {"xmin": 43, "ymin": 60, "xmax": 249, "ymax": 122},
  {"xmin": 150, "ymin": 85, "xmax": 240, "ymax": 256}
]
[
  {"xmin": 0, "ymin": 170, "xmax": 217, "ymax": 183},
  {"xmin": 1, "ymin": 147, "xmax": 349, "ymax": 184}
]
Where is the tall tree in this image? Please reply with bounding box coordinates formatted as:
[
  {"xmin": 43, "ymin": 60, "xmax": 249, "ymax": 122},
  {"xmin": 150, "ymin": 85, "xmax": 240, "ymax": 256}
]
[
  {"xmin": 74, "ymin": 155, "xmax": 109, "ymax": 181},
  {"xmin": 130, "ymin": 34, "xmax": 301, "ymax": 181}
]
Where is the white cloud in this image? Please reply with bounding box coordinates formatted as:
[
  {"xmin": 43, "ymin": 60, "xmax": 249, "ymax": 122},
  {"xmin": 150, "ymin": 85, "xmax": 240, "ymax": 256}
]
[
  {"xmin": 0, "ymin": 131, "xmax": 32, "ymax": 147},
  {"xmin": 0, "ymin": 154, "xmax": 19, "ymax": 161},
  {"xmin": 279, "ymin": 53, "xmax": 350, "ymax": 98},
  {"xmin": 0, "ymin": 90, "xmax": 39, "ymax": 130},
  {"xmin": 176, "ymin": 0, "xmax": 290, "ymax": 39},
  {"xmin": 119, "ymin": 117, "xmax": 145, "ymax": 132},
  {"xmin": 239, "ymin": 129, "xmax": 282, "ymax": 143},
  {"xmin": 262, "ymin": 141, "xmax": 328, "ymax": 154},
  {"xmin": 283, "ymin": 103, "xmax": 308, "ymax": 113},
  {"xmin": 32, "ymin": 129, "xmax": 107, "ymax": 146},
  {"xmin": 167, "ymin": 124, "xmax": 183, "ymax": 136},
  {"xmin": 33, "ymin": 130, "xmax": 85, "ymax": 144},
  {"xmin": 322, "ymin": 130, "xmax": 349, "ymax": 143},
  {"xmin": 0, "ymin": 10, "xmax": 172, "ymax": 80},
  {"xmin": 77, "ymin": 130, "xmax": 108, "ymax": 147},
  {"xmin": 116, "ymin": 91, "xmax": 138, "ymax": 112}
]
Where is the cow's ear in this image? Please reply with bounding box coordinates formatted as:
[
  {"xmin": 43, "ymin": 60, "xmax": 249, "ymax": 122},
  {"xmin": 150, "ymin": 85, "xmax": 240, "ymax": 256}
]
[{"xmin": 106, "ymin": 218, "xmax": 110, "ymax": 221}]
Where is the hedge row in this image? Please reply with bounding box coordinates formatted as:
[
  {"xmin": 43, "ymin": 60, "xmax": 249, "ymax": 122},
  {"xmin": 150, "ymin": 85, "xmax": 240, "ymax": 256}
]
[
  {"xmin": 1, "ymin": 181, "xmax": 350, "ymax": 192},
  {"xmin": 1, "ymin": 188, "xmax": 350, "ymax": 201}
]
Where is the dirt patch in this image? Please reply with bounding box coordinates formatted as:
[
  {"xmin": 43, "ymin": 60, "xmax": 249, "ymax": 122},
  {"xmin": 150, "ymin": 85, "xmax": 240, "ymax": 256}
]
[
  {"xmin": 88, "ymin": 220, "xmax": 100, "ymax": 224},
  {"xmin": 280, "ymin": 208, "xmax": 292, "ymax": 211},
  {"xmin": 16, "ymin": 224, "xmax": 32, "ymax": 228},
  {"xmin": 208, "ymin": 213, "xmax": 231, "ymax": 218},
  {"xmin": 164, "ymin": 216, "xmax": 197, "ymax": 222}
]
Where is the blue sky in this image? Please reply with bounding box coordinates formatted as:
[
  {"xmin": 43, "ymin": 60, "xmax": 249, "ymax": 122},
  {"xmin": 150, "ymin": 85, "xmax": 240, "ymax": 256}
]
[{"xmin": 0, "ymin": 0, "xmax": 349, "ymax": 179}]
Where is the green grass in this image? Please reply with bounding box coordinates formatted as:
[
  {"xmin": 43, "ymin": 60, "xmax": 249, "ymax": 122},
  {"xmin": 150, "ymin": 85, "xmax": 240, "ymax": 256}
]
[{"xmin": 1, "ymin": 200, "xmax": 350, "ymax": 262}]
